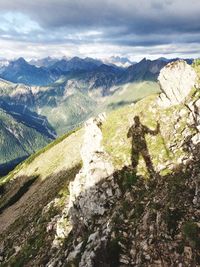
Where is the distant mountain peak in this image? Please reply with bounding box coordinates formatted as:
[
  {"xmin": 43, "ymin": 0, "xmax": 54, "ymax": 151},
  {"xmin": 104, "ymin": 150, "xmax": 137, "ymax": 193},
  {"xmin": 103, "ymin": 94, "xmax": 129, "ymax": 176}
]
[
  {"xmin": 15, "ymin": 57, "xmax": 27, "ymax": 64},
  {"xmin": 140, "ymin": 57, "xmax": 147, "ymax": 63},
  {"xmin": 104, "ymin": 56, "xmax": 135, "ymax": 67}
]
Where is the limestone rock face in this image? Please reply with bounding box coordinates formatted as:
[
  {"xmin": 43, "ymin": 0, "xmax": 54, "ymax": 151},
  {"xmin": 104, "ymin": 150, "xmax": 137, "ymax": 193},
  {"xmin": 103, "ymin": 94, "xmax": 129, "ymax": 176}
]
[
  {"xmin": 69, "ymin": 113, "xmax": 114, "ymax": 209},
  {"xmin": 158, "ymin": 60, "xmax": 197, "ymax": 107},
  {"xmin": 53, "ymin": 113, "xmax": 115, "ymax": 247}
]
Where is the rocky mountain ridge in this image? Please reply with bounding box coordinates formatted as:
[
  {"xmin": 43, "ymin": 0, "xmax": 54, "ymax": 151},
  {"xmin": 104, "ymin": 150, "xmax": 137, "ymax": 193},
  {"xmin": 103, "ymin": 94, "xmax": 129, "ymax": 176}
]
[
  {"xmin": 0, "ymin": 57, "xmax": 183, "ymax": 87},
  {"xmin": 0, "ymin": 58, "xmax": 54, "ymax": 86},
  {"xmin": 0, "ymin": 60, "xmax": 200, "ymax": 266}
]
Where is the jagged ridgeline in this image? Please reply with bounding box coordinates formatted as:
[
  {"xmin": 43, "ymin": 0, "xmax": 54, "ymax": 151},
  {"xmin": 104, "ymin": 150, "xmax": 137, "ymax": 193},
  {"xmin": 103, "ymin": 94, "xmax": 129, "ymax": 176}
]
[{"xmin": 0, "ymin": 60, "xmax": 200, "ymax": 266}]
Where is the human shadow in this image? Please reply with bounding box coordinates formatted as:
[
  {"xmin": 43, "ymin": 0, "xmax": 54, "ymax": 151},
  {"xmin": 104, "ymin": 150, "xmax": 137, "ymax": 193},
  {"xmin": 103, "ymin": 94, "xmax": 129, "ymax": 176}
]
[{"xmin": 127, "ymin": 115, "xmax": 160, "ymax": 177}]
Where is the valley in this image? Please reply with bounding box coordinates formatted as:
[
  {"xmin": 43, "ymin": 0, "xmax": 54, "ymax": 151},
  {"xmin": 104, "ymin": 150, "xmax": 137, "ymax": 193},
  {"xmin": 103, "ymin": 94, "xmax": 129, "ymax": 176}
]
[{"xmin": 0, "ymin": 57, "xmax": 166, "ymax": 174}]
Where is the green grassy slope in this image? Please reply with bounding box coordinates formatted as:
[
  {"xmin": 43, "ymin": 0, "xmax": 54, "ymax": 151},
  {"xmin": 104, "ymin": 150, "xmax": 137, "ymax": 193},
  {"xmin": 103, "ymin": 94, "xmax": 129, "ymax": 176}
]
[
  {"xmin": 99, "ymin": 81, "xmax": 160, "ymax": 111},
  {"xmin": 0, "ymin": 127, "xmax": 83, "ymax": 255},
  {"xmin": 102, "ymin": 94, "xmax": 190, "ymax": 175},
  {"xmin": 0, "ymin": 127, "xmax": 83, "ymax": 187}
]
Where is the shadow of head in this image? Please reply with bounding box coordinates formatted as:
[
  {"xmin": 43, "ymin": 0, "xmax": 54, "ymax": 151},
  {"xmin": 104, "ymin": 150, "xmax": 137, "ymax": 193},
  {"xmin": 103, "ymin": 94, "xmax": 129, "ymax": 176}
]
[{"xmin": 133, "ymin": 115, "xmax": 140, "ymax": 126}]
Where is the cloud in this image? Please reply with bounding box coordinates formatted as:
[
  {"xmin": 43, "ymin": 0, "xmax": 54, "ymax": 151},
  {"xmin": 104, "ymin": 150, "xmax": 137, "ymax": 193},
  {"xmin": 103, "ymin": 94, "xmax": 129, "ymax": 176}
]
[
  {"xmin": 0, "ymin": 0, "xmax": 199, "ymax": 32},
  {"xmin": 0, "ymin": 0, "xmax": 199, "ymax": 59}
]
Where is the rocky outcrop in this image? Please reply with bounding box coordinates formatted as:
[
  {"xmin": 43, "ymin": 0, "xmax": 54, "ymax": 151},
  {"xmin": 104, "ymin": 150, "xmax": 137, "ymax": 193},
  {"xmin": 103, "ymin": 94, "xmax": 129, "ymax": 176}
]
[
  {"xmin": 158, "ymin": 60, "xmax": 197, "ymax": 107},
  {"xmin": 68, "ymin": 113, "xmax": 114, "ymax": 210},
  {"xmin": 53, "ymin": 113, "xmax": 115, "ymax": 244}
]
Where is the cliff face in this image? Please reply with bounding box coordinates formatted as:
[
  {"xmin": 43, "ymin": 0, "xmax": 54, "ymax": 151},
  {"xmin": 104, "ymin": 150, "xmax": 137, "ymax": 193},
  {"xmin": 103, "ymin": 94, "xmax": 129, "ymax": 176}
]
[{"xmin": 0, "ymin": 61, "xmax": 200, "ymax": 267}]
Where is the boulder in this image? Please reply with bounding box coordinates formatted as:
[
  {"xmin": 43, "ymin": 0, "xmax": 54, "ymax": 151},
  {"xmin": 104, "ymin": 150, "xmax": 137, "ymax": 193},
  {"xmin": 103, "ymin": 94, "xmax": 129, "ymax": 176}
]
[{"xmin": 158, "ymin": 60, "xmax": 197, "ymax": 107}]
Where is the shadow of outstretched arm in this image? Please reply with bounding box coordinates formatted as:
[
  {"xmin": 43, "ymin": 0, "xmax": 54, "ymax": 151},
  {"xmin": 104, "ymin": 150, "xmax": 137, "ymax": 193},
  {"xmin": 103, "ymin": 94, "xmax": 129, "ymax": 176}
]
[{"xmin": 143, "ymin": 122, "xmax": 160, "ymax": 136}]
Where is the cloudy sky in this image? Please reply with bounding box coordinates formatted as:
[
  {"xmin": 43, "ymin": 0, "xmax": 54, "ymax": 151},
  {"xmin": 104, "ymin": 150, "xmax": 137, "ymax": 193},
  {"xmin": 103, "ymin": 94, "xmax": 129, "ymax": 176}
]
[{"xmin": 0, "ymin": 0, "xmax": 199, "ymax": 61}]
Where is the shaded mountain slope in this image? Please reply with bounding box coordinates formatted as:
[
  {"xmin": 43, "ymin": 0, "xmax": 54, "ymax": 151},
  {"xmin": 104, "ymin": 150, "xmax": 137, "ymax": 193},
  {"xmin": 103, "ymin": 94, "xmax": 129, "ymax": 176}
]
[
  {"xmin": 0, "ymin": 107, "xmax": 55, "ymax": 176},
  {"xmin": 0, "ymin": 58, "xmax": 54, "ymax": 86},
  {"xmin": 49, "ymin": 57, "xmax": 103, "ymax": 72},
  {"xmin": 0, "ymin": 81, "xmax": 56, "ymax": 175},
  {"xmin": 119, "ymin": 58, "xmax": 167, "ymax": 84},
  {"xmin": 0, "ymin": 100, "xmax": 56, "ymax": 139}
]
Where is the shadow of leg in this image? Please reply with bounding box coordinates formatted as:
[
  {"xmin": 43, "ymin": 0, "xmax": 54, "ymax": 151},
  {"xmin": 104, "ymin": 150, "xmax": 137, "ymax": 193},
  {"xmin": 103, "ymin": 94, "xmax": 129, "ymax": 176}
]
[
  {"xmin": 131, "ymin": 150, "xmax": 139, "ymax": 175},
  {"xmin": 141, "ymin": 148, "xmax": 156, "ymax": 178}
]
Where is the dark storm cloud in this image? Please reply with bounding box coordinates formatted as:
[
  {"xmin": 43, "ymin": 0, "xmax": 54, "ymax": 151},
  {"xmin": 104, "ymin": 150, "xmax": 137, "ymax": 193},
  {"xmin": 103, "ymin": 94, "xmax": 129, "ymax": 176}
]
[
  {"xmin": 0, "ymin": 0, "xmax": 200, "ymax": 43},
  {"xmin": 0, "ymin": 0, "xmax": 199, "ymax": 59}
]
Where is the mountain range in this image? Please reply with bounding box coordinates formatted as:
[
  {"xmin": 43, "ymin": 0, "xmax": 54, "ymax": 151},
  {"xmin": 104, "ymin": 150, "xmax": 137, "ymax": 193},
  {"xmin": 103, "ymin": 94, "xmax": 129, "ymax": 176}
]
[{"xmin": 0, "ymin": 56, "xmax": 193, "ymax": 87}]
